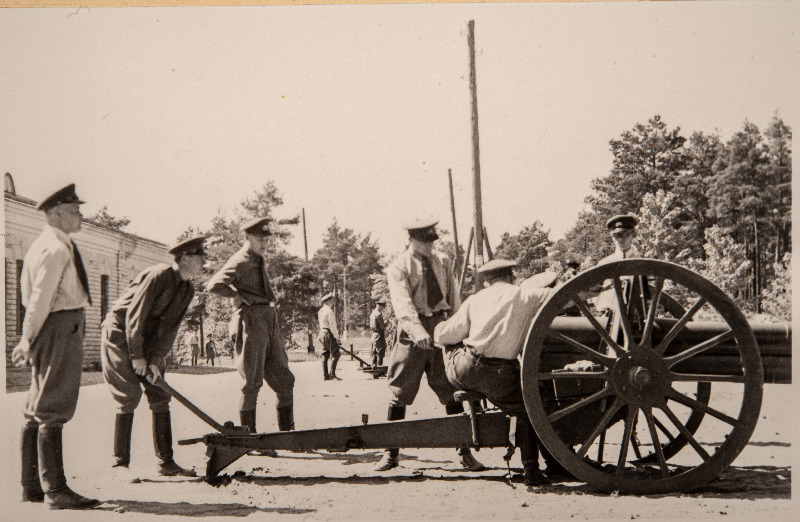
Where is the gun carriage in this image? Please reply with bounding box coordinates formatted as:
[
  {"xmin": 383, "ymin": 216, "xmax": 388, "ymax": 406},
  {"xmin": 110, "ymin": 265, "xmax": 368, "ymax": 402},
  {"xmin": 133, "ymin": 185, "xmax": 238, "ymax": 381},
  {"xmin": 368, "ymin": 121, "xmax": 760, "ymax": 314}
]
[{"xmin": 173, "ymin": 259, "xmax": 791, "ymax": 495}]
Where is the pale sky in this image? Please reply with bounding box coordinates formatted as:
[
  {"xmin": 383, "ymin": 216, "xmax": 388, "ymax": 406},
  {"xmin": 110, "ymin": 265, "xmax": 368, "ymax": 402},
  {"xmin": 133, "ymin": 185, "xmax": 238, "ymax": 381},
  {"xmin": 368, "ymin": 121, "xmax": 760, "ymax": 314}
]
[{"xmin": 1, "ymin": 2, "xmax": 797, "ymax": 261}]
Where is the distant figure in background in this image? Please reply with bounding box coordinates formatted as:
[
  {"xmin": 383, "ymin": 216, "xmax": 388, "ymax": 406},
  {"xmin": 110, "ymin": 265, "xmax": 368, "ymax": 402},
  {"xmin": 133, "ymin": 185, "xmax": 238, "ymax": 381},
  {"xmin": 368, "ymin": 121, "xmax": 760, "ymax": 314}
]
[
  {"xmin": 375, "ymin": 217, "xmax": 484, "ymax": 473},
  {"xmin": 207, "ymin": 217, "xmax": 295, "ymax": 434},
  {"xmin": 101, "ymin": 236, "xmax": 206, "ymax": 481},
  {"xmin": 12, "ymin": 184, "xmax": 101, "ymax": 510},
  {"xmin": 185, "ymin": 329, "xmax": 200, "ymax": 366},
  {"xmin": 369, "ymin": 300, "xmax": 388, "ymax": 367},
  {"xmin": 318, "ymin": 293, "xmax": 341, "ymax": 380},
  {"xmin": 205, "ymin": 334, "xmax": 217, "ymax": 367}
]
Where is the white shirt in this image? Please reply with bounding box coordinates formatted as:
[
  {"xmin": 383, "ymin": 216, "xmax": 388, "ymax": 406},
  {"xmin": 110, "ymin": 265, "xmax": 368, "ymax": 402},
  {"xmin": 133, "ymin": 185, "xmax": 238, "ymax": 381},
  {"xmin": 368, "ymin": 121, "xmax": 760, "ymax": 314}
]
[
  {"xmin": 434, "ymin": 277, "xmax": 555, "ymax": 360},
  {"xmin": 318, "ymin": 304, "xmax": 338, "ymax": 338},
  {"xmin": 20, "ymin": 224, "xmax": 90, "ymax": 342}
]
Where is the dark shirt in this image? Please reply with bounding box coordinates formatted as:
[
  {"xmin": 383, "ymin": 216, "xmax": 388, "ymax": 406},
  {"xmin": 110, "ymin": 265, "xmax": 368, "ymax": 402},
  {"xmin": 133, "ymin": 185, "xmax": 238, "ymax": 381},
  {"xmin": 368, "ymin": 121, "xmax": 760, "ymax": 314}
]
[
  {"xmin": 109, "ymin": 264, "xmax": 194, "ymax": 360},
  {"xmin": 206, "ymin": 245, "xmax": 277, "ymax": 307}
]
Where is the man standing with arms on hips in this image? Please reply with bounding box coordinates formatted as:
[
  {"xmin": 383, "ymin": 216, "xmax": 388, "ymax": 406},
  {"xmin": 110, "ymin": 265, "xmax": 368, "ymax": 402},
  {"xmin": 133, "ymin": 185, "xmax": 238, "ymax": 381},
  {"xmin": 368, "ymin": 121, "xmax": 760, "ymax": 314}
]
[
  {"xmin": 101, "ymin": 236, "xmax": 206, "ymax": 479},
  {"xmin": 207, "ymin": 217, "xmax": 295, "ymax": 434},
  {"xmin": 12, "ymin": 184, "xmax": 101, "ymax": 510},
  {"xmin": 369, "ymin": 300, "xmax": 388, "ymax": 367},
  {"xmin": 375, "ymin": 218, "xmax": 484, "ymax": 472},
  {"xmin": 318, "ymin": 292, "xmax": 341, "ymax": 380},
  {"xmin": 594, "ymin": 214, "xmax": 640, "ymax": 313},
  {"xmin": 434, "ymin": 259, "xmax": 562, "ymax": 486}
]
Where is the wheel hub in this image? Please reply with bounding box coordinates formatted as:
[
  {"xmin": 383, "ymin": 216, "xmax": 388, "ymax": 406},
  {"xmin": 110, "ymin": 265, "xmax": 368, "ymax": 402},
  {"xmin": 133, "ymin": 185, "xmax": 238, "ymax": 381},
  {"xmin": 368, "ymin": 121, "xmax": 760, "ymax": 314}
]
[{"xmin": 611, "ymin": 350, "xmax": 668, "ymax": 405}]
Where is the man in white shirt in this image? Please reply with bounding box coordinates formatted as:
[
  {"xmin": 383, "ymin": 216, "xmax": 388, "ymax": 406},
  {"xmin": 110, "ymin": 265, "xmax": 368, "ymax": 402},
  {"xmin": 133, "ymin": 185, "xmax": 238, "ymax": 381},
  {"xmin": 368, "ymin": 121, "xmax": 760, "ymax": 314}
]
[
  {"xmin": 317, "ymin": 293, "xmax": 341, "ymax": 380},
  {"xmin": 434, "ymin": 259, "xmax": 558, "ymax": 487},
  {"xmin": 12, "ymin": 184, "xmax": 101, "ymax": 510}
]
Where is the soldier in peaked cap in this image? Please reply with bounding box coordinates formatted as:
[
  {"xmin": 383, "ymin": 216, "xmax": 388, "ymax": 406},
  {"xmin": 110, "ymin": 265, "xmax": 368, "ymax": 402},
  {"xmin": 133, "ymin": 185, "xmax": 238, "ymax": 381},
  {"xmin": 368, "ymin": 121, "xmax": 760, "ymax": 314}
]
[
  {"xmin": 317, "ymin": 292, "xmax": 341, "ymax": 380},
  {"xmin": 207, "ymin": 217, "xmax": 295, "ymax": 437},
  {"xmin": 595, "ymin": 214, "xmax": 641, "ymax": 312},
  {"xmin": 369, "ymin": 299, "xmax": 388, "ymax": 367},
  {"xmin": 434, "ymin": 259, "xmax": 564, "ymax": 486},
  {"xmin": 12, "ymin": 184, "xmax": 101, "ymax": 509},
  {"xmin": 101, "ymin": 236, "xmax": 207, "ymax": 480},
  {"xmin": 375, "ymin": 217, "xmax": 485, "ymax": 473}
]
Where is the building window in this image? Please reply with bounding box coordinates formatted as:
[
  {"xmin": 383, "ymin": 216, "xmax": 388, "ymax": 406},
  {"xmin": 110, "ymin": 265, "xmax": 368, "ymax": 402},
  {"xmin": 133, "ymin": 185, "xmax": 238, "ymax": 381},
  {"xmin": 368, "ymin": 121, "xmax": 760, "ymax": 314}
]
[
  {"xmin": 101, "ymin": 275, "xmax": 110, "ymax": 323},
  {"xmin": 17, "ymin": 260, "xmax": 25, "ymax": 335}
]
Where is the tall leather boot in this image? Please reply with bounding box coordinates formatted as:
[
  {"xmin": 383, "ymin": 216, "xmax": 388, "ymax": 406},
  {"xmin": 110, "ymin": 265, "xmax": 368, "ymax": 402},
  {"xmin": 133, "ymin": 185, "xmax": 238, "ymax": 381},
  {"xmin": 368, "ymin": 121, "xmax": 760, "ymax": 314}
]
[
  {"xmin": 371, "ymin": 354, "xmax": 378, "ymax": 367},
  {"xmin": 277, "ymin": 405, "xmax": 295, "ymax": 432},
  {"xmin": 152, "ymin": 411, "xmax": 195, "ymax": 477},
  {"xmin": 241, "ymin": 409, "xmax": 277, "ymax": 457},
  {"xmin": 375, "ymin": 405, "xmax": 405, "ymax": 471},
  {"xmin": 240, "ymin": 409, "xmax": 257, "ymax": 433},
  {"xmin": 516, "ymin": 417, "xmax": 549, "ymax": 486},
  {"xmin": 21, "ymin": 421, "xmax": 44, "ymax": 502},
  {"xmin": 329, "ymin": 353, "xmax": 341, "ymax": 380},
  {"xmin": 113, "ymin": 412, "xmax": 134, "ymax": 468},
  {"xmin": 322, "ymin": 355, "xmax": 330, "ymax": 380},
  {"xmin": 38, "ymin": 425, "xmax": 101, "ymax": 510}
]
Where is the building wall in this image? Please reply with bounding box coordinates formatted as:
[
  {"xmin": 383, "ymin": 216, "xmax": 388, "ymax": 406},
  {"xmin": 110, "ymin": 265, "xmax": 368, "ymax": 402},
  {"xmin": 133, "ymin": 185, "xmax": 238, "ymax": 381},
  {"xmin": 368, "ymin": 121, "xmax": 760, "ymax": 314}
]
[{"xmin": 4, "ymin": 193, "xmax": 172, "ymax": 367}]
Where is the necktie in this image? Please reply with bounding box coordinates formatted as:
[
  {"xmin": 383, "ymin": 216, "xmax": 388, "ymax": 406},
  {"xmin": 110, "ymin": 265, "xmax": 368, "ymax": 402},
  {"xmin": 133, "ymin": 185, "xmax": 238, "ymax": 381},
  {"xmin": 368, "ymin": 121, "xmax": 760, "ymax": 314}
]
[
  {"xmin": 258, "ymin": 255, "xmax": 277, "ymax": 303},
  {"xmin": 71, "ymin": 241, "xmax": 92, "ymax": 305},
  {"xmin": 421, "ymin": 255, "xmax": 443, "ymax": 309}
]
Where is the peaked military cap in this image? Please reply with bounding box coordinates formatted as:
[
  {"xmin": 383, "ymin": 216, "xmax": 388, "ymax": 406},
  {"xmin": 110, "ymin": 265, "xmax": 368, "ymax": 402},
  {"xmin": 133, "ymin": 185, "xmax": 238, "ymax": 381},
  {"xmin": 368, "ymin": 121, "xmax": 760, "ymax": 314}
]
[
  {"xmin": 241, "ymin": 217, "xmax": 272, "ymax": 236},
  {"xmin": 606, "ymin": 214, "xmax": 639, "ymax": 232},
  {"xmin": 169, "ymin": 236, "xmax": 206, "ymax": 257},
  {"xmin": 476, "ymin": 258, "xmax": 518, "ymax": 275},
  {"xmin": 36, "ymin": 183, "xmax": 85, "ymax": 211},
  {"xmin": 403, "ymin": 217, "xmax": 439, "ymax": 242},
  {"xmin": 321, "ymin": 292, "xmax": 334, "ymax": 304}
]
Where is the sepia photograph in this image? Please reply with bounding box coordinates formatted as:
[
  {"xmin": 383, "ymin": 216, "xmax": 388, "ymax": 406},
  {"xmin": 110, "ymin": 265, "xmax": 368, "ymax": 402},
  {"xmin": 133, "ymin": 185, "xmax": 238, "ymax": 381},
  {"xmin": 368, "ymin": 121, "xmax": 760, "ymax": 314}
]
[{"xmin": 1, "ymin": 1, "xmax": 796, "ymax": 520}]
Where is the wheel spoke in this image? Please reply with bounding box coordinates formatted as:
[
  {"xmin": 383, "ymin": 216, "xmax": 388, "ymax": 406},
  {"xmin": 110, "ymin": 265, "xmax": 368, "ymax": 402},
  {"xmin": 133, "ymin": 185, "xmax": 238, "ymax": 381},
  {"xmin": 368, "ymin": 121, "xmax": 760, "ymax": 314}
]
[
  {"xmin": 657, "ymin": 400, "xmax": 711, "ymax": 461},
  {"xmin": 653, "ymin": 416, "xmax": 677, "ymax": 443},
  {"xmin": 669, "ymin": 372, "xmax": 744, "ymax": 383},
  {"xmin": 616, "ymin": 406, "xmax": 638, "ymax": 475},
  {"xmin": 640, "ymin": 277, "xmax": 664, "ymax": 347},
  {"xmin": 544, "ymin": 331, "xmax": 617, "ymax": 367},
  {"xmin": 613, "ymin": 277, "xmax": 635, "ymax": 350},
  {"xmin": 643, "ymin": 407, "xmax": 669, "ymax": 477},
  {"xmin": 655, "ymin": 297, "xmax": 707, "ymax": 354},
  {"xmin": 570, "ymin": 298, "xmax": 624, "ymax": 357},
  {"xmin": 665, "ymin": 387, "xmax": 738, "ymax": 425},
  {"xmin": 547, "ymin": 386, "xmax": 614, "ymax": 423},
  {"xmin": 663, "ymin": 330, "xmax": 735, "ymax": 368},
  {"xmin": 576, "ymin": 397, "xmax": 625, "ymax": 458}
]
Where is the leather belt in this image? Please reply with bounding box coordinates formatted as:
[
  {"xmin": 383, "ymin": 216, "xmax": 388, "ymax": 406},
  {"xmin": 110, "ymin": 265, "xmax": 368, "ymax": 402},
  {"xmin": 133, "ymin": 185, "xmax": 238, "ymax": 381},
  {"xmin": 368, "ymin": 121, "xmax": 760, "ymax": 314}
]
[{"xmin": 466, "ymin": 347, "xmax": 517, "ymax": 366}]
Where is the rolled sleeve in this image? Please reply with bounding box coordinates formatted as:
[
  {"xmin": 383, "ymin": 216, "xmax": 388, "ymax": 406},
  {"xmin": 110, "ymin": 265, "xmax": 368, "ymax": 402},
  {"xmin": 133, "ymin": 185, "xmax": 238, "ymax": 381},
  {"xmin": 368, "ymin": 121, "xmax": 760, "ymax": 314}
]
[{"xmin": 433, "ymin": 301, "xmax": 471, "ymax": 347}]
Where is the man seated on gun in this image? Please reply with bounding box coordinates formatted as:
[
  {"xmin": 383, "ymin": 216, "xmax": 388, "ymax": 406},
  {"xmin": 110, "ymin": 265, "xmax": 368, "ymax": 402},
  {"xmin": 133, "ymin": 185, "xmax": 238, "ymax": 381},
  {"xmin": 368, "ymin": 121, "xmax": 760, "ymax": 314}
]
[
  {"xmin": 101, "ymin": 236, "xmax": 206, "ymax": 480},
  {"xmin": 434, "ymin": 259, "xmax": 578, "ymax": 486}
]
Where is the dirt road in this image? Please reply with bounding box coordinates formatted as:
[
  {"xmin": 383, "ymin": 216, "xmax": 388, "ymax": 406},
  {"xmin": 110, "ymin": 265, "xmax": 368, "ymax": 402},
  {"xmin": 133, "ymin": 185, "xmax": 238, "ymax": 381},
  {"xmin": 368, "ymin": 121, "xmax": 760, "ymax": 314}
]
[{"xmin": 0, "ymin": 357, "xmax": 792, "ymax": 520}]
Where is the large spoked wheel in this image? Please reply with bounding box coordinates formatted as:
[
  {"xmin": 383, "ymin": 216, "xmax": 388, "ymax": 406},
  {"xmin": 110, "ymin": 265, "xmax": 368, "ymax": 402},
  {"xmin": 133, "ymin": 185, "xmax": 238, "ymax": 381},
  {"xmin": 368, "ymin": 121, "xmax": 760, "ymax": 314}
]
[{"xmin": 522, "ymin": 259, "xmax": 763, "ymax": 494}]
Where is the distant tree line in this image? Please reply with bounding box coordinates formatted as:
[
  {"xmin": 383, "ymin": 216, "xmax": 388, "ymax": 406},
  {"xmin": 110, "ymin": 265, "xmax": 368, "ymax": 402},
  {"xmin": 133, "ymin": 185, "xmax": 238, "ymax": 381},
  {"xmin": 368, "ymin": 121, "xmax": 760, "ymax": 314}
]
[{"xmin": 94, "ymin": 113, "xmax": 791, "ymax": 355}]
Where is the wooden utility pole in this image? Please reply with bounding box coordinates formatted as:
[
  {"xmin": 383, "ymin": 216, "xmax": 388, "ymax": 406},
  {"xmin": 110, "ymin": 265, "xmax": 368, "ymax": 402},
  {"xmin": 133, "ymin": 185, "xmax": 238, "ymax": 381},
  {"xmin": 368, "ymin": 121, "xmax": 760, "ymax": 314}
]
[
  {"xmin": 302, "ymin": 208, "xmax": 314, "ymax": 353},
  {"xmin": 302, "ymin": 208, "xmax": 309, "ymax": 261},
  {"xmin": 468, "ymin": 20, "xmax": 485, "ymax": 290},
  {"xmin": 448, "ymin": 168, "xmax": 462, "ymax": 273}
]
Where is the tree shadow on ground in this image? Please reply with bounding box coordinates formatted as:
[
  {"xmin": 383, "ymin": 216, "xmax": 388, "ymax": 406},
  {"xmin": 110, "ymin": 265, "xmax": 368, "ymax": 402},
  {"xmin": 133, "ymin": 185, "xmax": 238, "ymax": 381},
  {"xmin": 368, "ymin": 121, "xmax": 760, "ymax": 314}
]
[{"xmin": 99, "ymin": 499, "xmax": 314, "ymax": 517}]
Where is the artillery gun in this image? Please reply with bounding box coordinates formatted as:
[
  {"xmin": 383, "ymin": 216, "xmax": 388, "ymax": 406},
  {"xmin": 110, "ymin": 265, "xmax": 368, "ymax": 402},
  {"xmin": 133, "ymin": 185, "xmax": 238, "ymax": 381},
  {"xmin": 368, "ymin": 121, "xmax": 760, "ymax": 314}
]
[{"xmin": 173, "ymin": 259, "xmax": 790, "ymax": 495}]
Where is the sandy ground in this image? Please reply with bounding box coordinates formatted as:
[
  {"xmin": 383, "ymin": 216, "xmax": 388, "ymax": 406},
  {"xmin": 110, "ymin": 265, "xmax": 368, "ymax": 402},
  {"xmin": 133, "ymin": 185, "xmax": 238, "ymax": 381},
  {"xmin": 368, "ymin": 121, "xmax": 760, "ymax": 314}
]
[{"xmin": 0, "ymin": 356, "xmax": 793, "ymax": 521}]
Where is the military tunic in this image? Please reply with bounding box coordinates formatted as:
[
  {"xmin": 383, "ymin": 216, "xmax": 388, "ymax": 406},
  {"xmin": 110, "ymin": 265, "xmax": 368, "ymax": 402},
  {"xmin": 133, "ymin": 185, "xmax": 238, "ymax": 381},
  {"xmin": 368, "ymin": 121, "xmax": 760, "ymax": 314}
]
[
  {"xmin": 207, "ymin": 246, "xmax": 295, "ymax": 410},
  {"xmin": 101, "ymin": 264, "xmax": 194, "ymax": 413}
]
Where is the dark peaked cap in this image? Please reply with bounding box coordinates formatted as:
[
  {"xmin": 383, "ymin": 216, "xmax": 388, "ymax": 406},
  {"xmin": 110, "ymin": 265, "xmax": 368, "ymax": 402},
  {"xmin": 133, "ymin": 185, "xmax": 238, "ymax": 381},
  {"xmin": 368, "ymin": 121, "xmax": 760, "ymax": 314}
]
[
  {"xmin": 169, "ymin": 236, "xmax": 206, "ymax": 257},
  {"xmin": 241, "ymin": 217, "xmax": 272, "ymax": 236},
  {"xmin": 36, "ymin": 183, "xmax": 85, "ymax": 211},
  {"xmin": 606, "ymin": 214, "xmax": 639, "ymax": 232}
]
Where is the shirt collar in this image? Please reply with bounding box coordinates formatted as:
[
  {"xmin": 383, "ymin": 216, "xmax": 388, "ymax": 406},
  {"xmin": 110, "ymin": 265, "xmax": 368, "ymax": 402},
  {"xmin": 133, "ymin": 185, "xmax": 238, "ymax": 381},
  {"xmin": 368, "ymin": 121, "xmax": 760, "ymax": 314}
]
[{"xmin": 44, "ymin": 224, "xmax": 72, "ymax": 248}]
